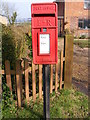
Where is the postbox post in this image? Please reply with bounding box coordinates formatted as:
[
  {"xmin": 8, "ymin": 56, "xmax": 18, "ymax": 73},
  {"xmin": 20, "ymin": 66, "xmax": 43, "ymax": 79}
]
[
  {"xmin": 31, "ymin": 3, "xmax": 58, "ymax": 119},
  {"xmin": 43, "ymin": 65, "xmax": 50, "ymax": 119}
]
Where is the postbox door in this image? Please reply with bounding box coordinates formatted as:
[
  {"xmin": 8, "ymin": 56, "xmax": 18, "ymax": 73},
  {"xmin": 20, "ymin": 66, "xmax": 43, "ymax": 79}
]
[{"xmin": 32, "ymin": 28, "xmax": 57, "ymax": 64}]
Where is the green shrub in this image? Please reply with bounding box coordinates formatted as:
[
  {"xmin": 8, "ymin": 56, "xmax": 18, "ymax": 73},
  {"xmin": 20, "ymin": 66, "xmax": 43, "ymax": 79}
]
[
  {"xmin": 2, "ymin": 25, "xmax": 16, "ymax": 68},
  {"xmin": 2, "ymin": 78, "xmax": 17, "ymax": 118},
  {"xmin": 2, "ymin": 24, "xmax": 29, "ymax": 68},
  {"xmin": 26, "ymin": 32, "xmax": 32, "ymax": 59},
  {"xmin": 10, "ymin": 25, "xmax": 28, "ymax": 60},
  {"xmin": 2, "ymin": 80, "xmax": 13, "ymax": 108},
  {"xmin": 79, "ymin": 35, "xmax": 86, "ymax": 39},
  {"xmin": 74, "ymin": 40, "xmax": 90, "ymax": 48}
]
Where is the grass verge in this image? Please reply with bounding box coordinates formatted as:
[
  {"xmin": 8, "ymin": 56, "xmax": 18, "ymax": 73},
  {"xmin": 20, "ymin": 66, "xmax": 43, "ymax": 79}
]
[
  {"xmin": 74, "ymin": 39, "xmax": 90, "ymax": 48},
  {"xmin": 2, "ymin": 87, "xmax": 89, "ymax": 119}
]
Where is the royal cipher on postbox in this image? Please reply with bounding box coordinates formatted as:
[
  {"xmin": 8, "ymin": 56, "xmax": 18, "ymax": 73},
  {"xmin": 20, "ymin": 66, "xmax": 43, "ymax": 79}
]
[{"xmin": 31, "ymin": 3, "xmax": 58, "ymax": 64}]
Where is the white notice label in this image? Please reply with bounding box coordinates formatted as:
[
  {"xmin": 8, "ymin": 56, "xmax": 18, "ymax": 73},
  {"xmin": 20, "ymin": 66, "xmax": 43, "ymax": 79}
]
[{"xmin": 40, "ymin": 34, "xmax": 50, "ymax": 54}]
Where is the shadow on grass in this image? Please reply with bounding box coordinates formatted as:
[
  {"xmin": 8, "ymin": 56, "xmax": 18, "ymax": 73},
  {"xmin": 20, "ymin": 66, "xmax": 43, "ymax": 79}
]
[
  {"xmin": 72, "ymin": 77, "xmax": 88, "ymax": 96},
  {"xmin": 15, "ymin": 103, "xmax": 43, "ymax": 119}
]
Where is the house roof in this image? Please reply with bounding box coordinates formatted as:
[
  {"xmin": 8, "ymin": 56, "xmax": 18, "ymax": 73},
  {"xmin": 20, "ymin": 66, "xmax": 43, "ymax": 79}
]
[{"xmin": 0, "ymin": 14, "xmax": 7, "ymax": 18}]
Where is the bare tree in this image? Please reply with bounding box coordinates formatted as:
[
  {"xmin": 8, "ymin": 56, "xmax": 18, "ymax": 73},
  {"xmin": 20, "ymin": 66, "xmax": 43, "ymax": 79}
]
[{"xmin": 1, "ymin": 2, "xmax": 17, "ymax": 25}]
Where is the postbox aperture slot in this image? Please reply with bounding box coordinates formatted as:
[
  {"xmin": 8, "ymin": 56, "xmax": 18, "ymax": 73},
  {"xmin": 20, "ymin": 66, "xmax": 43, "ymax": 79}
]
[{"xmin": 33, "ymin": 14, "xmax": 55, "ymax": 17}]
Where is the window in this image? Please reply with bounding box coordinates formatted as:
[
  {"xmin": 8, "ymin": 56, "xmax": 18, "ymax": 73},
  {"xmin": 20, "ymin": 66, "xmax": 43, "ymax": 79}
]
[
  {"xmin": 84, "ymin": 0, "xmax": 90, "ymax": 9},
  {"xmin": 78, "ymin": 19, "xmax": 84, "ymax": 29},
  {"xmin": 78, "ymin": 19, "xmax": 90, "ymax": 29}
]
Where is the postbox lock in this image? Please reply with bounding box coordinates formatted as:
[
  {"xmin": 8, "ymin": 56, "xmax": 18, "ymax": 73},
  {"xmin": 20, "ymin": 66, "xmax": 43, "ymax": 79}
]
[{"xmin": 43, "ymin": 28, "xmax": 47, "ymax": 32}]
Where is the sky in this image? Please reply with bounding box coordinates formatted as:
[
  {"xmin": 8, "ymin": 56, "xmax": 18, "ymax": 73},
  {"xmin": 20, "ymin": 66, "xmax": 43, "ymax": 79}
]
[
  {"xmin": 1, "ymin": 0, "xmax": 84, "ymax": 19},
  {"xmin": 1, "ymin": 0, "xmax": 54, "ymax": 19}
]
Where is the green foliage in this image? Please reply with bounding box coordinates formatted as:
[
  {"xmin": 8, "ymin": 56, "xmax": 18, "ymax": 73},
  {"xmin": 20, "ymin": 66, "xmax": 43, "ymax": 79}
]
[
  {"xmin": 79, "ymin": 35, "xmax": 86, "ymax": 39},
  {"xmin": 26, "ymin": 32, "xmax": 33, "ymax": 59},
  {"xmin": 2, "ymin": 24, "xmax": 29, "ymax": 67},
  {"xmin": 8, "ymin": 12, "xmax": 17, "ymax": 25},
  {"xmin": 74, "ymin": 40, "xmax": 90, "ymax": 48},
  {"xmin": 50, "ymin": 89, "xmax": 88, "ymax": 118},
  {"xmin": 2, "ymin": 87, "xmax": 89, "ymax": 119},
  {"xmin": 2, "ymin": 3, "xmax": 17, "ymax": 25},
  {"xmin": 10, "ymin": 25, "xmax": 28, "ymax": 60},
  {"xmin": 2, "ymin": 80, "xmax": 13, "ymax": 108},
  {"xmin": 2, "ymin": 25, "xmax": 16, "ymax": 68},
  {"xmin": 2, "ymin": 78, "xmax": 17, "ymax": 118}
]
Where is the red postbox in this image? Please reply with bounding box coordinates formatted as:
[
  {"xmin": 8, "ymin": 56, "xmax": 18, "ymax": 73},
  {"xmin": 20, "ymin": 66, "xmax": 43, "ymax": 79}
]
[{"xmin": 31, "ymin": 3, "xmax": 58, "ymax": 64}]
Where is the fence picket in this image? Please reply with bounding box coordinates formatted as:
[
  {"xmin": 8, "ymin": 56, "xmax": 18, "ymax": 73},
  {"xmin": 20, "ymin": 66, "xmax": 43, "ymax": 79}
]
[
  {"xmin": 16, "ymin": 60, "xmax": 22, "ymax": 107},
  {"xmin": 32, "ymin": 61, "xmax": 36, "ymax": 102},
  {"xmin": 55, "ymin": 63, "xmax": 58, "ymax": 92},
  {"xmin": 5, "ymin": 60, "xmax": 12, "ymax": 91},
  {"xmin": 25, "ymin": 59, "xmax": 29, "ymax": 102},
  {"xmin": 50, "ymin": 65, "xmax": 53, "ymax": 93},
  {"xmin": 39, "ymin": 65, "xmax": 42, "ymax": 99},
  {"xmin": 60, "ymin": 50, "xmax": 63, "ymax": 89}
]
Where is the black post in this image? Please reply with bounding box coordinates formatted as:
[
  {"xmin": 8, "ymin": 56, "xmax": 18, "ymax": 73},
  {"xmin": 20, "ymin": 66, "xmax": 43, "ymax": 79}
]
[{"xmin": 43, "ymin": 65, "xmax": 50, "ymax": 119}]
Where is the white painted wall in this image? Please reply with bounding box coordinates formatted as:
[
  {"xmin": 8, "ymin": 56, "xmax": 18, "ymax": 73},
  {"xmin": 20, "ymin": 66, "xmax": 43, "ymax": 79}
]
[{"xmin": 0, "ymin": 15, "xmax": 8, "ymax": 26}]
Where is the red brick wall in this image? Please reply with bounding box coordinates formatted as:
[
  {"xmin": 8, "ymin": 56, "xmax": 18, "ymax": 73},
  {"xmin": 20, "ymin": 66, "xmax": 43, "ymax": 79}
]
[{"xmin": 64, "ymin": 2, "xmax": 90, "ymax": 37}]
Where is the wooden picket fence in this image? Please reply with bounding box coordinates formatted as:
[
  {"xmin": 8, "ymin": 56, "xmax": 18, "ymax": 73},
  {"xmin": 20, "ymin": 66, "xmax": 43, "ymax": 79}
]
[
  {"xmin": 2, "ymin": 35, "xmax": 73, "ymax": 107},
  {"xmin": 2, "ymin": 50, "xmax": 64, "ymax": 107}
]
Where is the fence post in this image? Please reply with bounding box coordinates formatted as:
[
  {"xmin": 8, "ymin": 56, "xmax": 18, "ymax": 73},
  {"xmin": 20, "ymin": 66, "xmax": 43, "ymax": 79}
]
[
  {"xmin": 39, "ymin": 64, "xmax": 42, "ymax": 99},
  {"xmin": 16, "ymin": 60, "xmax": 22, "ymax": 107},
  {"xmin": 60, "ymin": 50, "xmax": 63, "ymax": 89},
  {"xmin": 32, "ymin": 61, "xmax": 36, "ymax": 102},
  {"xmin": 64, "ymin": 34, "xmax": 73, "ymax": 89},
  {"xmin": 50, "ymin": 65, "xmax": 53, "ymax": 93},
  {"xmin": 55, "ymin": 62, "xmax": 58, "ymax": 92},
  {"xmin": 25, "ymin": 59, "xmax": 29, "ymax": 102},
  {"xmin": 5, "ymin": 60, "xmax": 12, "ymax": 91}
]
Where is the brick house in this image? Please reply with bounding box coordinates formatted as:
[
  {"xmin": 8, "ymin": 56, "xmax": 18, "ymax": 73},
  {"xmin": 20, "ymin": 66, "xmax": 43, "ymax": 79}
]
[{"xmin": 55, "ymin": 0, "xmax": 90, "ymax": 37}]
